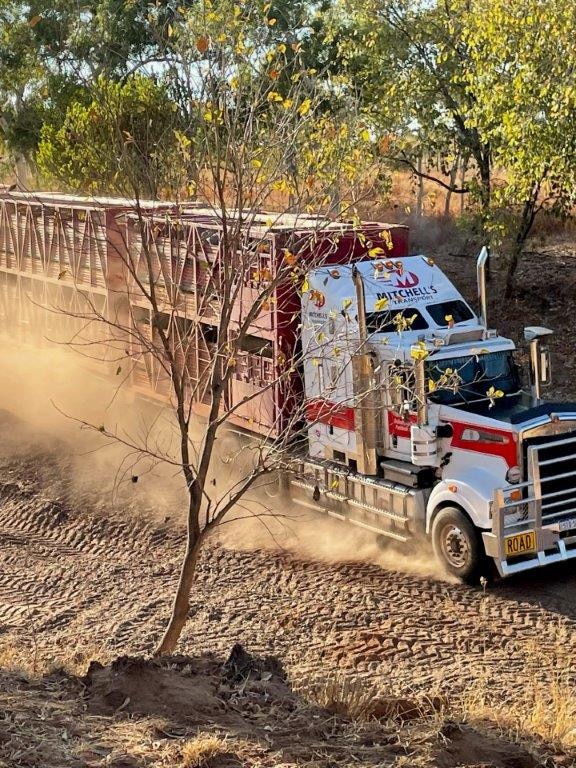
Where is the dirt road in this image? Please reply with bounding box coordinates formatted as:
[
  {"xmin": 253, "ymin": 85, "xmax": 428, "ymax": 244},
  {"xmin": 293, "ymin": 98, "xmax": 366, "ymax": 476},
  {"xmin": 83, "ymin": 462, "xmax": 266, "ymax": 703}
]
[{"xmin": 0, "ymin": 421, "xmax": 575, "ymax": 708}]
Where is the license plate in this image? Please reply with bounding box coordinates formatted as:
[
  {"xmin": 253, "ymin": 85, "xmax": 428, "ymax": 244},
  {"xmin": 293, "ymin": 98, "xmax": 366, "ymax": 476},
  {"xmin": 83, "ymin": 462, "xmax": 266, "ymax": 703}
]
[
  {"xmin": 504, "ymin": 531, "xmax": 537, "ymax": 558},
  {"xmin": 557, "ymin": 517, "xmax": 576, "ymax": 532}
]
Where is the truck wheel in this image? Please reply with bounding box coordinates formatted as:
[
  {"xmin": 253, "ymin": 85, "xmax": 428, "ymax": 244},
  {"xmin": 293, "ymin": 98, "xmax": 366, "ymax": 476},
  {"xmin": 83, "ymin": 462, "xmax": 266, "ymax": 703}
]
[{"xmin": 432, "ymin": 507, "xmax": 483, "ymax": 582}]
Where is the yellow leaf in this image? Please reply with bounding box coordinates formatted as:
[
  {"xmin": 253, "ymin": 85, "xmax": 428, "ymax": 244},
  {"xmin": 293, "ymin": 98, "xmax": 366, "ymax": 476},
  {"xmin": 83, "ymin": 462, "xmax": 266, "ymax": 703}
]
[
  {"xmin": 277, "ymin": 43, "xmax": 287, "ymax": 53},
  {"xmin": 411, "ymin": 345, "xmax": 429, "ymax": 361},
  {"xmin": 445, "ymin": 314, "xmax": 453, "ymax": 322},
  {"xmin": 298, "ymin": 98, "xmax": 312, "ymax": 116},
  {"xmin": 342, "ymin": 298, "xmax": 353, "ymax": 310},
  {"xmin": 251, "ymin": 158, "xmax": 262, "ymax": 169},
  {"xmin": 368, "ymin": 246, "xmax": 385, "ymax": 258},
  {"xmin": 428, "ymin": 379, "xmax": 437, "ymax": 392},
  {"xmin": 267, "ymin": 91, "xmax": 283, "ymax": 102},
  {"xmin": 282, "ymin": 98, "xmax": 293, "ymax": 110},
  {"xmin": 330, "ymin": 478, "xmax": 339, "ymax": 489},
  {"xmin": 268, "ymin": 17, "xmax": 277, "ymax": 25},
  {"xmin": 360, "ymin": 128, "xmax": 370, "ymax": 141},
  {"xmin": 316, "ymin": 332, "xmax": 326, "ymax": 343},
  {"xmin": 374, "ymin": 297, "xmax": 388, "ymax": 311},
  {"xmin": 167, "ymin": 23, "xmax": 174, "ymax": 37},
  {"xmin": 312, "ymin": 358, "xmax": 320, "ymax": 366},
  {"xmin": 301, "ymin": 278, "xmax": 310, "ymax": 293}
]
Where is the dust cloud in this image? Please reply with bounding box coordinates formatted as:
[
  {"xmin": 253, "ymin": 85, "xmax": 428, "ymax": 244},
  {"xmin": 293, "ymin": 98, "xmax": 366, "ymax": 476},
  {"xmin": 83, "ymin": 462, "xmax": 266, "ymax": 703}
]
[
  {"xmin": 215, "ymin": 476, "xmax": 453, "ymax": 581},
  {"xmin": 0, "ymin": 344, "xmax": 450, "ymax": 581},
  {"xmin": 0, "ymin": 345, "xmax": 188, "ymax": 519}
]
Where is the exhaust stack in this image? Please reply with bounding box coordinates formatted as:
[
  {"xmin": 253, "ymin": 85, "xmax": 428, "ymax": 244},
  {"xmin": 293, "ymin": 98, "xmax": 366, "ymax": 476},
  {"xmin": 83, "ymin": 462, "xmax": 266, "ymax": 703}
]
[
  {"xmin": 477, "ymin": 246, "xmax": 489, "ymax": 328},
  {"xmin": 351, "ymin": 266, "xmax": 378, "ymax": 476}
]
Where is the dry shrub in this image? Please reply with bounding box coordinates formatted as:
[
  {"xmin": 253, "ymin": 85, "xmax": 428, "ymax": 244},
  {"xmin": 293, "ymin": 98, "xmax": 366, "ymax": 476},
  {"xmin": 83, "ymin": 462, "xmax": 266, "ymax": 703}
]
[
  {"xmin": 0, "ymin": 636, "xmax": 34, "ymax": 677},
  {"xmin": 180, "ymin": 734, "xmax": 231, "ymax": 767},
  {"xmin": 458, "ymin": 629, "xmax": 576, "ymax": 750},
  {"xmin": 297, "ymin": 672, "xmax": 379, "ymax": 720},
  {"xmin": 462, "ymin": 668, "xmax": 576, "ymax": 749},
  {"xmin": 0, "ymin": 633, "xmax": 108, "ymax": 679}
]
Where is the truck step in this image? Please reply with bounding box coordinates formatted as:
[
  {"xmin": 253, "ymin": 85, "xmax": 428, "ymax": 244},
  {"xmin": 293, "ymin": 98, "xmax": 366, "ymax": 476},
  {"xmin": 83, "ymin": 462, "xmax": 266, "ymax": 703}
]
[{"xmin": 379, "ymin": 459, "xmax": 431, "ymax": 488}]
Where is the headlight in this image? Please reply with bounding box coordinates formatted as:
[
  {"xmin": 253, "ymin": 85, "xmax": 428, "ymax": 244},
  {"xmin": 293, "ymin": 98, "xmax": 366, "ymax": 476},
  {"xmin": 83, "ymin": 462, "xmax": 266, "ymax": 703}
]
[{"xmin": 506, "ymin": 466, "xmax": 522, "ymax": 484}]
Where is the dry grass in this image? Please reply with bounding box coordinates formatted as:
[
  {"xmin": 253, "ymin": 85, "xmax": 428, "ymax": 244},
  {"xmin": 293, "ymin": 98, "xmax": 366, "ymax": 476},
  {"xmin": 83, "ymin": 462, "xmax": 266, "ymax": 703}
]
[
  {"xmin": 180, "ymin": 734, "xmax": 233, "ymax": 767},
  {"xmin": 295, "ymin": 671, "xmax": 379, "ymax": 720},
  {"xmin": 453, "ymin": 622, "xmax": 576, "ymax": 751},
  {"xmin": 461, "ymin": 664, "xmax": 576, "ymax": 749},
  {"xmin": 0, "ymin": 633, "xmax": 110, "ymax": 678}
]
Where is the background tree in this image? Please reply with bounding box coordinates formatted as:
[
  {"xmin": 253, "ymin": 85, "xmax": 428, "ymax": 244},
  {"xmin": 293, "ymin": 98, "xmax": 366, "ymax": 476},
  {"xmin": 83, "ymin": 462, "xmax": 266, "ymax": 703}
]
[
  {"xmin": 334, "ymin": 0, "xmax": 491, "ymax": 222},
  {"xmin": 462, "ymin": 0, "xmax": 576, "ymax": 295},
  {"xmin": 37, "ymin": 75, "xmax": 187, "ymax": 198}
]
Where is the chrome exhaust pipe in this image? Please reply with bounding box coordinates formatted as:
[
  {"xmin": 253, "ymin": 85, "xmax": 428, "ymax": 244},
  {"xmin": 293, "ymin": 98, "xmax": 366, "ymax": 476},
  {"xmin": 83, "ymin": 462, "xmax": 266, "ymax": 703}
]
[{"xmin": 477, "ymin": 246, "xmax": 489, "ymax": 328}]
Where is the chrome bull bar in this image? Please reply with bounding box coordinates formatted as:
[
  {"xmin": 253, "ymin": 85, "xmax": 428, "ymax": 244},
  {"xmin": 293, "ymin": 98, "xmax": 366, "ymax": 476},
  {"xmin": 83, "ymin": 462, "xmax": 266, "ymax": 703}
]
[{"xmin": 483, "ymin": 434, "xmax": 576, "ymax": 576}]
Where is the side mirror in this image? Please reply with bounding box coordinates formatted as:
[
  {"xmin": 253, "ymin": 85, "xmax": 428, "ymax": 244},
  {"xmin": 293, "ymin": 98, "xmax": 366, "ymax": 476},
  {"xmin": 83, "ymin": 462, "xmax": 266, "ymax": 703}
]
[
  {"xmin": 539, "ymin": 345, "xmax": 552, "ymax": 386},
  {"xmin": 524, "ymin": 326, "xmax": 553, "ymax": 401}
]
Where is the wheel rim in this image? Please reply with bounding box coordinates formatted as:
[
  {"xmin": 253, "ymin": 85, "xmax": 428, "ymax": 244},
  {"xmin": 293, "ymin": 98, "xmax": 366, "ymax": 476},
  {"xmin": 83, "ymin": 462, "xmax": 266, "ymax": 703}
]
[{"xmin": 440, "ymin": 523, "xmax": 470, "ymax": 569}]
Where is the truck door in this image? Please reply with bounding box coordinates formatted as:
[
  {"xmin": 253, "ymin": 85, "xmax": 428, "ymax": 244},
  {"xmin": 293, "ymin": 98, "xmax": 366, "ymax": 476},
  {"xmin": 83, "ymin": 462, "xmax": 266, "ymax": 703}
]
[{"xmin": 384, "ymin": 361, "xmax": 417, "ymax": 461}]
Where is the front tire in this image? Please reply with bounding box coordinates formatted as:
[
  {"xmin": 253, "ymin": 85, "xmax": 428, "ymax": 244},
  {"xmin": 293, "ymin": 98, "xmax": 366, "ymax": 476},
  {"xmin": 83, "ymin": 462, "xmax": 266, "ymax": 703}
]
[{"xmin": 431, "ymin": 506, "xmax": 485, "ymax": 583}]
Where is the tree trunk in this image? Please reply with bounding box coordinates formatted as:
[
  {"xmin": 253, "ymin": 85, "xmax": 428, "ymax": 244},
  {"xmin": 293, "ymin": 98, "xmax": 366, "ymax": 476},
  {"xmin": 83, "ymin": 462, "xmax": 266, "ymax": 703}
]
[
  {"xmin": 504, "ymin": 186, "xmax": 540, "ymax": 299},
  {"xmin": 416, "ymin": 155, "xmax": 425, "ymax": 217},
  {"xmin": 444, "ymin": 153, "xmax": 460, "ymax": 217},
  {"xmin": 460, "ymin": 158, "xmax": 468, "ymax": 216},
  {"xmin": 154, "ymin": 537, "xmax": 201, "ymax": 655}
]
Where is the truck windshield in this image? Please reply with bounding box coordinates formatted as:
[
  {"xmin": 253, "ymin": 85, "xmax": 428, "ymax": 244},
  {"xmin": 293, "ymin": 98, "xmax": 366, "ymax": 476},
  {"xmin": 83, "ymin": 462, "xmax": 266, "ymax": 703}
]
[{"xmin": 426, "ymin": 350, "xmax": 520, "ymax": 406}]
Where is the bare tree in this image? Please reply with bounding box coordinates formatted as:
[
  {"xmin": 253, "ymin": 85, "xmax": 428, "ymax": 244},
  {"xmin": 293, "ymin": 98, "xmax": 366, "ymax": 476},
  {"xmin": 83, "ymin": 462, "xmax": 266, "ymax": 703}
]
[{"xmin": 18, "ymin": 0, "xmax": 397, "ymax": 655}]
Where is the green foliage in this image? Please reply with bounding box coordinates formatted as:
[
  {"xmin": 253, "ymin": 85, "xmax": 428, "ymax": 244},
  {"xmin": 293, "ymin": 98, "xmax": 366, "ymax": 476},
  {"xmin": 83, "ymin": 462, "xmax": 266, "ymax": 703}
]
[
  {"xmin": 37, "ymin": 76, "xmax": 185, "ymax": 197},
  {"xmin": 463, "ymin": 0, "xmax": 576, "ymax": 226}
]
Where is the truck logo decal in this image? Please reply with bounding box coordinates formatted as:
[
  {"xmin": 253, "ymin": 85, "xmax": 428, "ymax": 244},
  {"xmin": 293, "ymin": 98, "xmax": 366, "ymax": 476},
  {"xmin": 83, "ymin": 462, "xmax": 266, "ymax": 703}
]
[
  {"xmin": 376, "ymin": 285, "xmax": 438, "ymax": 303},
  {"xmin": 375, "ymin": 262, "xmax": 419, "ymax": 289}
]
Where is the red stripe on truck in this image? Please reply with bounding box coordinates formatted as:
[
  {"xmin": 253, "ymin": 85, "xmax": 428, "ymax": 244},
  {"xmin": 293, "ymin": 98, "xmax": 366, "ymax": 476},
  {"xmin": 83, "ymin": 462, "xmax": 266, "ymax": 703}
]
[
  {"xmin": 305, "ymin": 399, "xmax": 355, "ymax": 431},
  {"xmin": 450, "ymin": 421, "xmax": 518, "ymax": 469}
]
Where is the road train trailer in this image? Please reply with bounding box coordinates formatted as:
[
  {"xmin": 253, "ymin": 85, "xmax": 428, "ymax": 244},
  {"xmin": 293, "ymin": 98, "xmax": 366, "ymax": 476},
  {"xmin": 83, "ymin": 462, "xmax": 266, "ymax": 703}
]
[{"xmin": 1, "ymin": 189, "xmax": 576, "ymax": 581}]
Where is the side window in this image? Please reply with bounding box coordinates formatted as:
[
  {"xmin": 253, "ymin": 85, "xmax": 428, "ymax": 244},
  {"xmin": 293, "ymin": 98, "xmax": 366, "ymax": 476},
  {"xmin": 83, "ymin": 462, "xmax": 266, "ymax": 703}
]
[{"xmin": 366, "ymin": 308, "xmax": 428, "ymax": 335}]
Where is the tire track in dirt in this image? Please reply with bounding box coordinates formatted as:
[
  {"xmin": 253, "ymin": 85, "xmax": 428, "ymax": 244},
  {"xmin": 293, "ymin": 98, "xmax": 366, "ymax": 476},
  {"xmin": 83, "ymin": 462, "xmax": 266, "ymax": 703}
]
[{"xmin": 0, "ymin": 454, "xmax": 575, "ymax": 702}]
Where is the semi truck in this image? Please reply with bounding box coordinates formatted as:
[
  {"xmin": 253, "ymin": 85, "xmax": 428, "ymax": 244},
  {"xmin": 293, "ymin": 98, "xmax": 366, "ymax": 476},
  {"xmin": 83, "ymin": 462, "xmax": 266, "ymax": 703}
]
[{"xmin": 1, "ymin": 190, "xmax": 575, "ymax": 581}]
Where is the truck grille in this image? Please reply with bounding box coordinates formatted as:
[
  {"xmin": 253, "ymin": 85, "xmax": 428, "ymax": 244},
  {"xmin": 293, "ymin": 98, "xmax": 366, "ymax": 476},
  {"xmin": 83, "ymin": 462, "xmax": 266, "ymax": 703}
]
[{"xmin": 524, "ymin": 431, "xmax": 576, "ymax": 523}]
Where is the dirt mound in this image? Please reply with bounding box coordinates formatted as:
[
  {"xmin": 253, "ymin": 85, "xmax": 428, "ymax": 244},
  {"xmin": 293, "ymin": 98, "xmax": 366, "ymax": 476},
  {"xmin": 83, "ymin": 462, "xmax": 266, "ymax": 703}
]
[
  {"xmin": 84, "ymin": 647, "xmax": 294, "ymax": 729},
  {"xmin": 78, "ymin": 650, "xmax": 557, "ymax": 768},
  {"xmin": 84, "ymin": 655, "xmax": 230, "ymax": 724},
  {"xmin": 436, "ymin": 722, "xmax": 540, "ymax": 768}
]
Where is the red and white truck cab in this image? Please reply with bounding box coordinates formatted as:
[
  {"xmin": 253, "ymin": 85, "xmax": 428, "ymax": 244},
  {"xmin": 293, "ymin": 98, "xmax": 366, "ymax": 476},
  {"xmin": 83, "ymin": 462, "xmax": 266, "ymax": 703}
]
[{"xmin": 290, "ymin": 248, "xmax": 576, "ymax": 580}]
